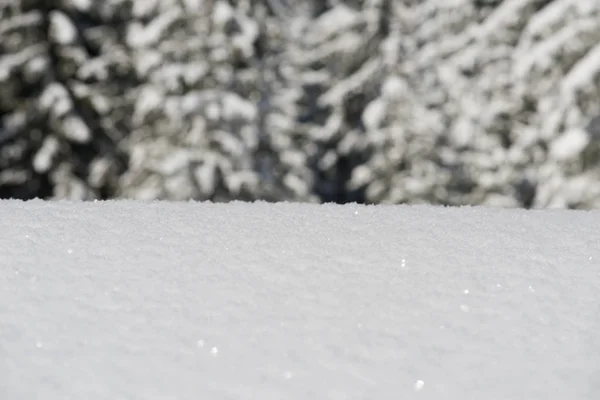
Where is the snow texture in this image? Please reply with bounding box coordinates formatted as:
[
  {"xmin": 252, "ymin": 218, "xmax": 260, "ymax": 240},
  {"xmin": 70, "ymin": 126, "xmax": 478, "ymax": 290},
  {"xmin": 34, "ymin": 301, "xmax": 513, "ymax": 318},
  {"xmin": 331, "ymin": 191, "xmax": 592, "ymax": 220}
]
[{"xmin": 1, "ymin": 200, "xmax": 600, "ymax": 399}]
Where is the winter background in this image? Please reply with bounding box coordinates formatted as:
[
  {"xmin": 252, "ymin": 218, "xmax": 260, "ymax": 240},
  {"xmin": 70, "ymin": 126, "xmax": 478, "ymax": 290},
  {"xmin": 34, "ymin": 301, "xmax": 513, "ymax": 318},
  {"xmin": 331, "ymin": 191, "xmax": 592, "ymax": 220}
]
[
  {"xmin": 1, "ymin": 0, "xmax": 600, "ymax": 207},
  {"xmin": 2, "ymin": 1, "xmax": 600, "ymax": 399}
]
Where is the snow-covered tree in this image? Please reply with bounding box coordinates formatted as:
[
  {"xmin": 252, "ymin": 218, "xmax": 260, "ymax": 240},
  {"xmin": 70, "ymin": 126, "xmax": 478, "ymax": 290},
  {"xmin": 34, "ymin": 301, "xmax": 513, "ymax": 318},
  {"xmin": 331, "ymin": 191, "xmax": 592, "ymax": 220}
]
[
  {"xmin": 2, "ymin": 0, "xmax": 600, "ymax": 208},
  {"xmin": 349, "ymin": 0, "xmax": 600, "ymax": 208},
  {"xmin": 0, "ymin": 0, "xmax": 131, "ymax": 199}
]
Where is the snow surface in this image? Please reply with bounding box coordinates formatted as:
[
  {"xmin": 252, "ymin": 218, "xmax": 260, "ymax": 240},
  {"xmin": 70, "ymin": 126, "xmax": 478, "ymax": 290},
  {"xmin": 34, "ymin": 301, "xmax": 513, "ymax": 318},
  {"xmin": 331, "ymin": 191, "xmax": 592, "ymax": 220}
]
[{"xmin": 1, "ymin": 200, "xmax": 600, "ymax": 399}]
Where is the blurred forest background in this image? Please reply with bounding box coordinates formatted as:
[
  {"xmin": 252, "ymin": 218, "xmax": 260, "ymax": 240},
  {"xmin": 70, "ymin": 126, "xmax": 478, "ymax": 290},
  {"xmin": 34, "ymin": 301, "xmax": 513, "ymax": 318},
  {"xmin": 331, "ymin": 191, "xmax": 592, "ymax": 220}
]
[{"xmin": 1, "ymin": 0, "xmax": 600, "ymax": 208}]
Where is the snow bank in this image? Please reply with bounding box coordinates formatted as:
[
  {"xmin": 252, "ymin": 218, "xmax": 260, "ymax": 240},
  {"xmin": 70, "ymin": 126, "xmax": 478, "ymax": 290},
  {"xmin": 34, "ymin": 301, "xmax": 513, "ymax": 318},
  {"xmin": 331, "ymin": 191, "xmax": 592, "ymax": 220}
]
[{"xmin": 1, "ymin": 200, "xmax": 599, "ymax": 399}]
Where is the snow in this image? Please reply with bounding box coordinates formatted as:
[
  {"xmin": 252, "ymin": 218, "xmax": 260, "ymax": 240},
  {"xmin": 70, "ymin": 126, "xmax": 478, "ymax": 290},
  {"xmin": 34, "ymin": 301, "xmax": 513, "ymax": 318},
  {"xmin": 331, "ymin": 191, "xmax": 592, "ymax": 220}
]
[
  {"xmin": 550, "ymin": 128, "xmax": 589, "ymax": 160},
  {"xmin": 1, "ymin": 200, "xmax": 599, "ymax": 399},
  {"xmin": 49, "ymin": 11, "xmax": 77, "ymax": 45}
]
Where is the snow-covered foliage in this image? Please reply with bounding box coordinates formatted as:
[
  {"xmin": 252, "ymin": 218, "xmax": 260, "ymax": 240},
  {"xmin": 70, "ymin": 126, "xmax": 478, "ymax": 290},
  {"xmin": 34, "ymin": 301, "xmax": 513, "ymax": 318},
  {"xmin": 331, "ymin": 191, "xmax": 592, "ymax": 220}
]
[
  {"xmin": 0, "ymin": 0, "xmax": 133, "ymax": 200},
  {"xmin": 351, "ymin": 0, "xmax": 600, "ymax": 208},
  {"xmin": 1, "ymin": 0, "xmax": 600, "ymax": 207}
]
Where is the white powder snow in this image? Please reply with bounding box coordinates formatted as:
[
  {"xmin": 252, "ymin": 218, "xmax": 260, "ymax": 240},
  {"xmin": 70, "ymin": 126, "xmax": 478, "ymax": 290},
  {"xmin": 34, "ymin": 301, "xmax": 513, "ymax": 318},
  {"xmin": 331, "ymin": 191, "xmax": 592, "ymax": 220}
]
[{"xmin": 1, "ymin": 201, "xmax": 599, "ymax": 399}]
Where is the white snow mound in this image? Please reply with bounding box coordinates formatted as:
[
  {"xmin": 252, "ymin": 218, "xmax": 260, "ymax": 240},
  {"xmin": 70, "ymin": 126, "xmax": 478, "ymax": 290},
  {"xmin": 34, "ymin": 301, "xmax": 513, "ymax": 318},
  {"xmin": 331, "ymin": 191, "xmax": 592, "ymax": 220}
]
[{"xmin": 1, "ymin": 200, "xmax": 599, "ymax": 399}]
